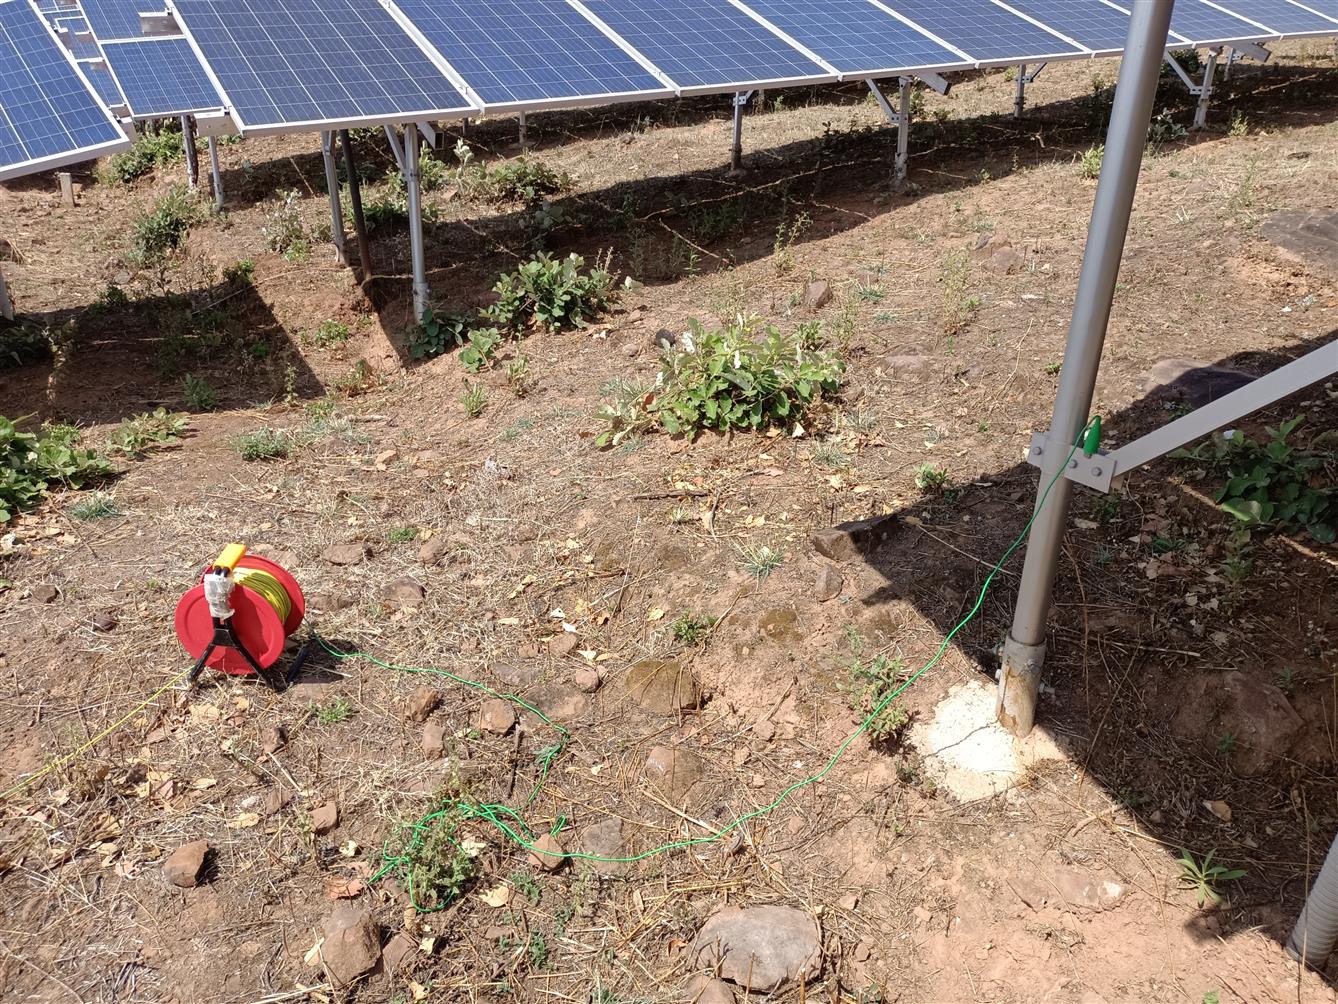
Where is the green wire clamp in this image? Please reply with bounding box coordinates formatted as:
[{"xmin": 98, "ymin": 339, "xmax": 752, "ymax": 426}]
[{"xmin": 1080, "ymin": 415, "xmax": 1102, "ymax": 458}]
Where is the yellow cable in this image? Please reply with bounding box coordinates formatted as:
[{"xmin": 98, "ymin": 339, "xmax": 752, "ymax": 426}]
[
  {"xmin": 0, "ymin": 668, "xmax": 191, "ymax": 801},
  {"xmin": 233, "ymin": 567, "xmax": 292, "ymax": 624}
]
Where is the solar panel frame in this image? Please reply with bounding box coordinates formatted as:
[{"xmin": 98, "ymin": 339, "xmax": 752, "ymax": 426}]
[
  {"xmin": 80, "ymin": 0, "xmax": 151, "ymax": 41},
  {"xmin": 0, "ymin": 0, "xmax": 131, "ymax": 182},
  {"xmin": 570, "ymin": 0, "xmax": 837, "ymax": 95},
  {"xmin": 1102, "ymin": 0, "xmax": 1279, "ymax": 47},
  {"xmin": 1207, "ymin": 0, "xmax": 1338, "ymax": 37},
  {"xmin": 386, "ymin": 0, "xmax": 675, "ymax": 114},
  {"xmin": 169, "ymin": 0, "xmax": 480, "ymax": 136},
  {"xmin": 78, "ymin": 57, "xmax": 128, "ymax": 108},
  {"xmin": 733, "ymin": 0, "xmax": 975, "ymax": 78},
  {"xmin": 102, "ymin": 35, "xmax": 224, "ymax": 118}
]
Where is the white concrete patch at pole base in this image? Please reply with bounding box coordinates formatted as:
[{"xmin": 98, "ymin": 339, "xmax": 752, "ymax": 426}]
[{"xmin": 996, "ymin": 0, "xmax": 1175, "ymax": 738}]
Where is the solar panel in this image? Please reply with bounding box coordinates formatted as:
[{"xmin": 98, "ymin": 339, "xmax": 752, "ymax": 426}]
[
  {"xmin": 52, "ymin": 14, "xmax": 102, "ymax": 58},
  {"xmin": 391, "ymin": 0, "xmax": 670, "ymax": 109},
  {"xmin": 874, "ymin": 0, "xmax": 1087, "ymax": 63},
  {"xmin": 0, "ymin": 0, "xmax": 130, "ymax": 181},
  {"xmin": 993, "ymin": 0, "xmax": 1149, "ymax": 53},
  {"xmin": 1209, "ymin": 0, "xmax": 1338, "ymax": 35},
  {"xmin": 79, "ymin": 58, "xmax": 127, "ymax": 108},
  {"xmin": 172, "ymin": 0, "xmax": 476, "ymax": 134},
  {"xmin": 80, "ymin": 0, "xmax": 149, "ymax": 40},
  {"xmin": 1115, "ymin": 0, "xmax": 1278, "ymax": 45},
  {"xmin": 574, "ymin": 0, "xmax": 833, "ymax": 92},
  {"xmin": 103, "ymin": 37, "xmax": 223, "ymax": 117},
  {"xmin": 737, "ymin": 0, "xmax": 971, "ymax": 75}
]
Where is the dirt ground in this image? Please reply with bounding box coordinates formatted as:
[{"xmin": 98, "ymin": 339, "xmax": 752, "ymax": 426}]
[{"xmin": 1, "ymin": 42, "xmax": 1337, "ymax": 1004}]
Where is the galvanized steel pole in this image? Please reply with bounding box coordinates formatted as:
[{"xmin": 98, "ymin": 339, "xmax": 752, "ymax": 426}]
[
  {"xmin": 997, "ymin": 0, "xmax": 1175, "ymax": 736},
  {"xmin": 320, "ymin": 132, "xmax": 347, "ymax": 266},
  {"xmin": 207, "ymin": 136, "xmax": 223, "ymax": 210},
  {"xmin": 404, "ymin": 124, "xmax": 430, "ymax": 320}
]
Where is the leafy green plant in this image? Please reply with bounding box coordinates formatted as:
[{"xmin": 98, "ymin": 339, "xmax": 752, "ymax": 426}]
[
  {"xmin": 309, "ymin": 696, "xmax": 353, "ymax": 724},
  {"xmin": 0, "ymin": 417, "xmax": 115, "ymax": 522},
  {"xmin": 1216, "ymin": 731, "xmax": 1236, "ymax": 754},
  {"xmin": 1079, "ymin": 144, "xmax": 1104, "ymax": 179},
  {"xmin": 263, "ymin": 190, "xmax": 310, "ymax": 261},
  {"xmin": 387, "ymin": 803, "xmax": 479, "ymax": 911},
  {"xmin": 308, "ymin": 320, "xmax": 351, "ymax": 349},
  {"xmin": 482, "ymin": 252, "xmax": 615, "ymax": 332},
  {"xmin": 913, "ymin": 463, "xmax": 949, "ymax": 493},
  {"xmin": 1148, "ymin": 110, "xmax": 1188, "ymax": 149},
  {"xmin": 510, "ymin": 871, "xmax": 543, "ymax": 905},
  {"xmin": 1172, "ymin": 416, "xmax": 1335, "ymax": 542},
  {"xmin": 460, "ymin": 328, "xmax": 502, "ymax": 373},
  {"xmin": 506, "ymin": 354, "xmax": 532, "ymax": 397},
  {"xmin": 453, "ymin": 142, "xmax": 571, "ymax": 206},
  {"xmin": 233, "ymin": 427, "xmax": 291, "ymax": 462},
  {"xmin": 223, "ymin": 259, "xmax": 255, "ymax": 285},
  {"xmin": 131, "ymin": 185, "xmax": 201, "ymax": 265},
  {"xmin": 386, "ymin": 526, "xmax": 417, "ymax": 544},
  {"xmin": 671, "ymin": 612, "xmax": 716, "ymax": 646},
  {"xmin": 107, "ymin": 408, "xmax": 189, "ymax": 455},
  {"xmin": 840, "ymin": 626, "xmax": 910, "ymax": 744},
  {"xmin": 90, "ymin": 283, "xmax": 131, "ymax": 313},
  {"xmin": 738, "ymin": 541, "xmax": 784, "ymax": 580},
  {"xmin": 461, "ymin": 381, "xmax": 487, "ymax": 418},
  {"xmin": 645, "ymin": 316, "xmax": 844, "ymax": 439},
  {"xmin": 593, "ymin": 378, "xmax": 654, "ymax": 449},
  {"xmin": 68, "ymin": 491, "xmax": 121, "ymax": 521},
  {"xmin": 101, "ymin": 125, "xmax": 187, "ymax": 184},
  {"xmin": 0, "ymin": 322, "xmax": 54, "ymax": 369},
  {"xmin": 182, "ymin": 373, "xmax": 218, "ymax": 411},
  {"xmin": 1177, "ymin": 849, "xmax": 1245, "ymax": 907},
  {"xmin": 409, "ymin": 308, "xmax": 470, "ymax": 360}
]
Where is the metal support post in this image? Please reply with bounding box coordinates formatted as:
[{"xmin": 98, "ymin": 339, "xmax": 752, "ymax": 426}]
[
  {"xmin": 895, "ymin": 77, "xmax": 911, "ymax": 188},
  {"xmin": 1014, "ymin": 64, "xmax": 1026, "ymax": 118},
  {"xmin": 997, "ymin": 0, "xmax": 1174, "ymax": 738},
  {"xmin": 518, "ymin": 111, "xmax": 527, "ymax": 151},
  {"xmin": 0, "ymin": 266, "xmax": 13, "ymax": 321},
  {"xmin": 1193, "ymin": 48, "xmax": 1220, "ymax": 129},
  {"xmin": 320, "ymin": 131, "xmax": 347, "ymax": 266},
  {"xmin": 339, "ymin": 129, "xmax": 374, "ymax": 283},
  {"xmin": 181, "ymin": 115, "xmax": 199, "ymax": 188},
  {"xmin": 207, "ymin": 136, "xmax": 223, "ymax": 210},
  {"xmin": 403, "ymin": 124, "xmax": 430, "ymax": 321},
  {"xmin": 731, "ymin": 92, "xmax": 745, "ymax": 171}
]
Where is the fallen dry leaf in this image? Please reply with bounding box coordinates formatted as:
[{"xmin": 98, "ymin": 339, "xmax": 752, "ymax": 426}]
[
  {"xmin": 226, "ymin": 812, "xmax": 261, "ymax": 829},
  {"xmin": 477, "ymin": 883, "xmax": 511, "ymax": 908},
  {"xmin": 646, "ymin": 607, "xmax": 666, "ymax": 622},
  {"xmin": 323, "ymin": 876, "xmax": 366, "ymax": 900}
]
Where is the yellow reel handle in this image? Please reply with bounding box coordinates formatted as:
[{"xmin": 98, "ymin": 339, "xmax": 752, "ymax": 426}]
[{"xmin": 214, "ymin": 543, "xmax": 247, "ymax": 573}]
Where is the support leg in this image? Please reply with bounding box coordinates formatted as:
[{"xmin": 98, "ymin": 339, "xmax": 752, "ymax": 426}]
[
  {"xmin": 518, "ymin": 111, "xmax": 527, "ymax": 152},
  {"xmin": 207, "ymin": 136, "xmax": 223, "ymax": 211},
  {"xmin": 1193, "ymin": 48, "xmax": 1220, "ymax": 129},
  {"xmin": 339, "ymin": 129, "xmax": 374, "ymax": 283},
  {"xmin": 1014, "ymin": 64, "xmax": 1026, "ymax": 119},
  {"xmin": 403, "ymin": 125, "xmax": 430, "ymax": 320},
  {"xmin": 895, "ymin": 77, "xmax": 911, "ymax": 188},
  {"xmin": 0, "ymin": 266, "xmax": 13, "ymax": 321},
  {"xmin": 181, "ymin": 115, "xmax": 199, "ymax": 189},
  {"xmin": 997, "ymin": 0, "xmax": 1173, "ymax": 737},
  {"xmin": 320, "ymin": 131, "xmax": 347, "ymax": 266},
  {"xmin": 731, "ymin": 92, "xmax": 745, "ymax": 171}
]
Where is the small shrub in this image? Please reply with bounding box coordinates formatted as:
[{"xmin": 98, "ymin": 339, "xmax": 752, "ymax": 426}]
[
  {"xmin": 108, "ymin": 408, "xmax": 189, "ymax": 454},
  {"xmin": 309, "ymin": 696, "xmax": 352, "ymax": 724},
  {"xmin": 223, "ymin": 259, "xmax": 255, "ymax": 285},
  {"xmin": 460, "ymin": 328, "xmax": 501, "ymax": 373},
  {"xmin": 671, "ymin": 612, "xmax": 716, "ymax": 646},
  {"xmin": 233, "ymin": 427, "xmax": 291, "ymax": 462},
  {"xmin": 0, "ymin": 322, "xmax": 54, "ymax": 369},
  {"xmin": 0, "ymin": 417, "xmax": 115, "ymax": 522},
  {"xmin": 648, "ymin": 316, "xmax": 844, "ymax": 439},
  {"xmin": 131, "ymin": 185, "xmax": 200, "ymax": 265},
  {"xmin": 101, "ymin": 126, "xmax": 186, "ymax": 184},
  {"xmin": 182, "ymin": 373, "xmax": 218, "ymax": 411},
  {"xmin": 69, "ymin": 491, "xmax": 121, "ymax": 521},
  {"xmin": 840, "ymin": 626, "xmax": 911, "ymax": 744},
  {"xmin": 1148, "ymin": 110, "xmax": 1187, "ymax": 149},
  {"xmin": 90, "ymin": 284, "xmax": 131, "ymax": 313},
  {"xmin": 914, "ymin": 463, "xmax": 950, "ymax": 493},
  {"xmin": 263, "ymin": 190, "xmax": 310, "ymax": 261},
  {"xmin": 385, "ymin": 803, "xmax": 480, "ymax": 911},
  {"xmin": 482, "ymin": 252, "xmax": 615, "ymax": 332},
  {"xmin": 308, "ymin": 320, "xmax": 351, "ymax": 349},
  {"xmin": 335, "ymin": 360, "xmax": 379, "ymax": 397},
  {"xmin": 453, "ymin": 142, "xmax": 571, "ymax": 206},
  {"xmin": 1228, "ymin": 112, "xmax": 1249, "ymax": 138},
  {"xmin": 506, "ymin": 354, "xmax": 532, "ymax": 397},
  {"xmin": 386, "ymin": 526, "xmax": 417, "ymax": 543},
  {"xmin": 408, "ymin": 308, "xmax": 470, "ymax": 360},
  {"xmin": 461, "ymin": 381, "xmax": 487, "ymax": 418},
  {"xmin": 593, "ymin": 378, "xmax": 654, "ymax": 449},
  {"xmin": 939, "ymin": 250, "xmax": 975, "ymax": 335},
  {"xmin": 1079, "ymin": 144, "xmax": 1104, "ymax": 179},
  {"xmin": 1172, "ymin": 416, "xmax": 1335, "ymax": 543}
]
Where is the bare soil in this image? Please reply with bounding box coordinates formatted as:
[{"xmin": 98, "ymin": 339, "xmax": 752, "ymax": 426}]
[{"xmin": 1, "ymin": 44, "xmax": 1336, "ymax": 1004}]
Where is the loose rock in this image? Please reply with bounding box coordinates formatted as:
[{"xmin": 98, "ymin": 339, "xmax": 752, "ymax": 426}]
[
  {"xmin": 810, "ymin": 515, "xmax": 898, "ymax": 562},
  {"xmin": 422, "ymin": 720, "xmax": 446, "ymax": 758},
  {"xmin": 528, "ymin": 683, "xmax": 590, "ymax": 722},
  {"xmin": 311, "ymin": 801, "xmax": 339, "ymax": 835},
  {"xmin": 381, "ymin": 575, "xmax": 426, "ymax": 609},
  {"xmin": 491, "ymin": 661, "xmax": 541, "ymax": 687},
  {"xmin": 322, "ymin": 543, "xmax": 368, "ymax": 566},
  {"xmin": 31, "ymin": 584, "xmax": 59, "ymax": 604},
  {"xmin": 622, "ymin": 659, "xmax": 701, "ymax": 714},
  {"xmin": 683, "ymin": 974, "xmax": 736, "ymax": 1004},
  {"xmin": 572, "ymin": 665, "xmax": 601, "ymax": 693},
  {"xmin": 549, "ymin": 632, "xmax": 579, "ymax": 657},
  {"xmin": 320, "ymin": 904, "xmax": 381, "ymax": 987},
  {"xmin": 579, "ymin": 818, "xmax": 628, "ymax": 877},
  {"xmin": 693, "ymin": 905, "xmax": 822, "ymax": 992},
  {"xmin": 814, "ymin": 565, "xmax": 844, "ymax": 602},
  {"xmin": 92, "ymin": 612, "xmax": 118, "ymax": 633},
  {"xmin": 802, "ymin": 280, "xmax": 833, "ymax": 311},
  {"xmin": 644, "ymin": 745, "xmax": 703, "ymax": 800},
  {"xmin": 527, "ymin": 832, "xmax": 565, "ymax": 872},
  {"xmin": 405, "ymin": 686, "xmax": 439, "ymax": 723},
  {"xmin": 163, "ymin": 839, "xmax": 209, "ymax": 888},
  {"xmin": 479, "ymin": 698, "xmax": 516, "ymax": 735},
  {"xmin": 1049, "ymin": 869, "xmax": 1125, "ymax": 912},
  {"xmin": 382, "ymin": 931, "xmax": 416, "ymax": 973},
  {"xmin": 418, "ymin": 535, "xmax": 450, "ymax": 565},
  {"xmin": 261, "ymin": 724, "xmax": 288, "ymax": 754}
]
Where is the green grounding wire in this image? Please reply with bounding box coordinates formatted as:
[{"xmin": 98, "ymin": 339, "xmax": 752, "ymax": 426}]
[{"xmin": 319, "ymin": 420, "xmax": 1097, "ymax": 912}]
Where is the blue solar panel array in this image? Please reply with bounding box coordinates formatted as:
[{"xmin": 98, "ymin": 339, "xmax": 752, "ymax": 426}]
[
  {"xmin": 574, "ymin": 0, "xmax": 832, "ymax": 91},
  {"xmin": 172, "ymin": 0, "xmax": 474, "ymax": 132},
  {"xmin": 741, "ymin": 0, "xmax": 969, "ymax": 75},
  {"xmin": 875, "ymin": 0, "xmax": 1086, "ymax": 63},
  {"xmin": 0, "ymin": 0, "xmax": 128, "ymax": 180},
  {"xmin": 103, "ymin": 37, "xmax": 223, "ymax": 117},
  {"xmin": 392, "ymin": 0, "xmax": 670, "ymax": 107},
  {"xmin": 80, "ymin": 0, "xmax": 150, "ymax": 40},
  {"xmin": 1205, "ymin": 0, "xmax": 1338, "ymax": 35},
  {"xmin": 996, "ymin": 0, "xmax": 1157, "ymax": 53}
]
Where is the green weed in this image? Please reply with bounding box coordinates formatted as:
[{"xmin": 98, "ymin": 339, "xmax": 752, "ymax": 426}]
[
  {"xmin": 1177, "ymin": 849, "xmax": 1244, "ymax": 907},
  {"xmin": 107, "ymin": 408, "xmax": 189, "ymax": 455},
  {"xmin": 0, "ymin": 417, "xmax": 114, "ymax": 522},
  {"xmin": 182, "ymin": 373, "xmax": 218, "ymax": 411},
  {"xmin": 670, "ymin": 612, "xmax": 716, "ymax": 646},
  {"xmin": 840, "ymin": 626, "xmax": 910, "ymax": 744},
  {"xmin": 131, "ymin": 185, "xmax": 201, "ymax": 264},
  {"xmin": 233, "ymin": 427, "xmax": 291, "ymax": 462},
  {"xmin": 68, "ymin": 491, "xmax": 121, "ymax": 521},
  {"xmin": 461, "ymin": 381, "xmax": 487, "ymax": 418}
]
